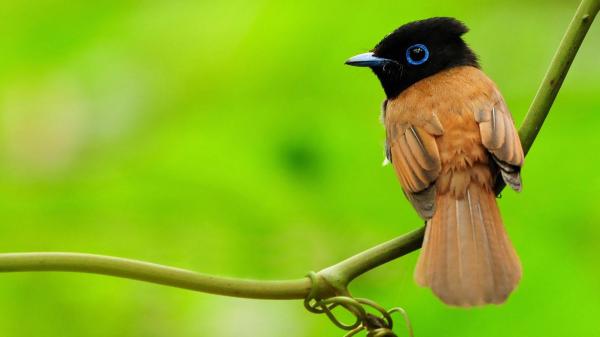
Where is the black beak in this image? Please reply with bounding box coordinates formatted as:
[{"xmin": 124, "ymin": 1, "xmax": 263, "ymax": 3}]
[{"xmin": 345, "ymin": 52, "xmax": 394, "ymax": 67}]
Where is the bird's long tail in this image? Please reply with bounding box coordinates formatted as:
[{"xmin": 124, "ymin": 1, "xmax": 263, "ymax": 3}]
[{"xmin": 414, "ymin": 184, "xmax": 521, "ymax": 306}]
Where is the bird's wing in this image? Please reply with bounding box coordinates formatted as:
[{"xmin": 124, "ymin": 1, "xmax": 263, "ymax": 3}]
[
  {"xmin": 474, "ymin": 92, "xmax": 524, "ymax": 192},
  {"xmin": 384, "ymin": 101, "xmax": 443, "ymax": 219}
]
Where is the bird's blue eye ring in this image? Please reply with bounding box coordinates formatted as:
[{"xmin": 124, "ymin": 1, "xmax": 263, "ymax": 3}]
[{"xmin": 406, "ymin": 44, "xmax": 429, "ymax": 65}]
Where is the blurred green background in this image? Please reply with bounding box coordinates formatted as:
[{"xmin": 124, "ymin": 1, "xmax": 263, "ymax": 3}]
[{"xmin": 0, "ymin": 0, "xmax": 599, "ymax": 336}]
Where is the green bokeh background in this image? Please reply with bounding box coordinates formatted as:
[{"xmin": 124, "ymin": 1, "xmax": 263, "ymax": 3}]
[{"xmin": 0, "ymin": 0, "xmax": 599, "ymax": 336}]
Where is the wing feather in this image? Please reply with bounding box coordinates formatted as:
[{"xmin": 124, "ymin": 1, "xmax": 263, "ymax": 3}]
[
  {"xmin": 387, "ymin": 118, "xmax": 443, "ymax": 219},
  {"xmin": 406, "ymin": 126, "xmax": 440, "ymax": 171},
  {"xmin": 475, "ymin": 94, "xmax": 524, "ymax": 191}
]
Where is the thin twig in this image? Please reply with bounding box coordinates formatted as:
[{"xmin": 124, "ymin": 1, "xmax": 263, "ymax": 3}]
[
  {"xmin": 0, "ymin": 252, "xmax": 311, "ymax": 299},
  {"xmin": 519, "ymin": 0, "xmax": 600, "ymax": 155}
]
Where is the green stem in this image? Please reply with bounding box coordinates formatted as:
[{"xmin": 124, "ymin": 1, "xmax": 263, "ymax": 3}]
[
  {"xmin": 0, "ymin": 228, "xmax": 424, "ymax": 300},
  {"xmin": 318, "ymin": 227, "xmax": 425, "ymax": 291},
  {"xmin": 518, "ymin": 0, "xmax": 600, "ymax": 154},
  {"xmin": 0, "ymin": 0, "xmax": 597, "ymax": 301},
  {"xmin": 0, "ymin": 252, "xmax": 311, "ymax": 299}
]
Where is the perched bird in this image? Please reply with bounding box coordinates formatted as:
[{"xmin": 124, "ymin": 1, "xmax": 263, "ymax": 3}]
[{"xmin": 346, "ymin": 17, "xmax": 523, "ymax": 306}]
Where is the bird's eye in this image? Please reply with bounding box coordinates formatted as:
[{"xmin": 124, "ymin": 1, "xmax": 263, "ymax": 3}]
[{"xmin": 406, "ymin": 44, "xmax": 429, "ymax": 65}]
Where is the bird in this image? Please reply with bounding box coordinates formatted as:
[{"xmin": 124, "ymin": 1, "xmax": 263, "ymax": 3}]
[{"xmin": 345, "ymin": 17, "xmax": 523, "ymax": 307}]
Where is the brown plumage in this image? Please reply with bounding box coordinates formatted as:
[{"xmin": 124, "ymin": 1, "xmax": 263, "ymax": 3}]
[
  {"xmin": 346, "ymin": 17, "xmax": 523, "ymax": 306},
  {"xmin": 385, "ymin": 66, "xmax": 523, "ymax": 306}
]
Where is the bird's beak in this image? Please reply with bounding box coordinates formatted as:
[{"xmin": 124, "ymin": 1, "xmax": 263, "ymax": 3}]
[{"xmin": 345, "ymin": 52, "xmax": 393, "ymax": 67}]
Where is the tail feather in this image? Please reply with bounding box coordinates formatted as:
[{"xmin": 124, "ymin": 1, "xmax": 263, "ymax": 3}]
[{"xmin": 415, "ymin": 184, "xmax": 521, "ymax": 306}]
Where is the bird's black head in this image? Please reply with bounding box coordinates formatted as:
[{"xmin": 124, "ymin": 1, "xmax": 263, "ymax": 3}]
[{"xmin": 346, "ymin": 17, "xmax": 479, "ymax": 98}]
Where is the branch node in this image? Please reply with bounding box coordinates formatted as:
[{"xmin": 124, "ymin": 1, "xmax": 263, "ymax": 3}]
[{"xmin": 304, "ymin": 271, "xmax": 348, "ymax": 313}]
